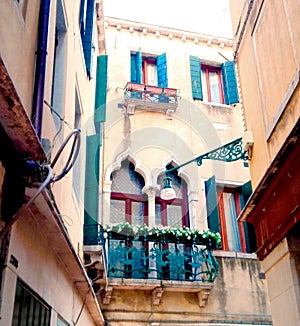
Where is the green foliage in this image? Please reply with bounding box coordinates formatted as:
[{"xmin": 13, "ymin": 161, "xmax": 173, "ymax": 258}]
[{"xmin": 103, "ymin": 222, "xmax": 221, "ymax": 249}]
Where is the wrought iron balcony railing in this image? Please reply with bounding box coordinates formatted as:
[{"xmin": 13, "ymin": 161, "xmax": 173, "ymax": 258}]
[
  {"xmin": 83, "ymin": 224, "xmax": 219, "ymax": 283},
  {"xmin": 123, "ymin": 82, "xmax": 178, "ymax": 115}
]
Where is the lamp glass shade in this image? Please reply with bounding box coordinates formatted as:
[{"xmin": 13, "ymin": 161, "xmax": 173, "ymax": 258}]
[
  {"xmin": 160, "ymin": 187, "xmax": 176, "ymax": 200},
  {"xmin": 161, "ymin": 176, "xmax": 176, "ymax": 200}
]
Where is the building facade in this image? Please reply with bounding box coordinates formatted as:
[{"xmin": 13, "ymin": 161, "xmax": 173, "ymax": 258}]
[
  {"xmin": 83, "ymin": 16, "xmax": 272, "ymax": 325},
  {"xmin": 229, "ymin": 0, "xmax": 300, "ymax": 325},
  {"xmin": 0, "ymin": 0, "xmax": 106, "ymax": 325}
]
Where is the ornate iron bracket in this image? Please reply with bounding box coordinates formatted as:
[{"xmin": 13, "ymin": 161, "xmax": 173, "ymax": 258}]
[{"xmin": 165, "ymin": 137, "xmax": 248, "ymax": 174}]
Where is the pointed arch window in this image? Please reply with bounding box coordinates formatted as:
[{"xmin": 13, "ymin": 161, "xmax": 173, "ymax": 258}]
[
  {"xmin": 156, "ymin": 165, "xmax": 189, "ymax": 228},
  {"xmin": 110, "ymin": 160, "xmax": 148, "ymax": 225}
]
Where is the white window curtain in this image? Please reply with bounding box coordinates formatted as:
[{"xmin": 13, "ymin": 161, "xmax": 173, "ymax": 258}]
[{"xmin": 223, "ymin": 192, "xmax": 241, "ymax": 252}]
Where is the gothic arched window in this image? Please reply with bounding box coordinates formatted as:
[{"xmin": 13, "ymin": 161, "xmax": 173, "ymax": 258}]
[{"xmin": 110, "ymin": 160, "xmax": 148, "ymax": 225}]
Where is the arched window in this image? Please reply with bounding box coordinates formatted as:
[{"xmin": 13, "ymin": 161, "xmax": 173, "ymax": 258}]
[
  {"xmin": 156, "ymin": 164, "xmax": 189, "ymax": 228},
  {"xmin": 110, "ymin": 160, "xmax": 148, "ymax": 225}
]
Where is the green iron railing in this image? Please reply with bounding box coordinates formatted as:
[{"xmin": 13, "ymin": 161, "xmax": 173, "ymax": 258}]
[{"xmin": 83, "ymin": 224, "xmax": 219, "ymax": 282}]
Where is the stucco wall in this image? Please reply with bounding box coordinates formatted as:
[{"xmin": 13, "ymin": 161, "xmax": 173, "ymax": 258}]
[
  {"xmin": 102, "ymin": 21, "xmax": 250, "ymax": 229},
  {"xmin": 101, "ymin": 256, "xmax": 270, "ymax": 325},
  {"xmin": 0, "ymin": 0, "xmax": 40, "ymax": 118},
  {"xmin": 0, "ymin": 213, "xmax": 94, "ymax": 326},
  {"xmin": 230, "ymin": 0, "xmax": 300, "ymax": 187},
  {"xmin": 39, "ymin": 0, "xmax": 97, "ymax": 256},
  {"xmin": 98, "ymin": 19, "xmax": 271, "ymax": 325}
]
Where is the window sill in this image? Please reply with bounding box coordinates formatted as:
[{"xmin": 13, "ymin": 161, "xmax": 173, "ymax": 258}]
[
  {"xmin": 214, "ymin": 250, "xmax": 257, "ymax": 259},
  {"xmin": 194, "ymin": 99, "xmax": 233, "ymax": 109}
]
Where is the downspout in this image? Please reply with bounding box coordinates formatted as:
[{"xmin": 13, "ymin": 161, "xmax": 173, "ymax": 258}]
[{"xmin": 32, "ymin": 0, "xmax": 52, "ymax": 139}]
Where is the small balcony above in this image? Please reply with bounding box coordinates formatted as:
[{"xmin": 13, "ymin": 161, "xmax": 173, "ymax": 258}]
[
  {"xmin": 123, "ymin": 82, "xmax": 179, "ymax": 116},
  {"xmin": 83, "ymin": 223, "xmax": 220, "ymax": 307}
]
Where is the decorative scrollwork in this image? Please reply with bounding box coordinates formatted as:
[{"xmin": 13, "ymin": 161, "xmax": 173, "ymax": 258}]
[
  {"xmin": 165, "ymin": 138, "xmax": 248, "ymax": 174},
  {"xmin": 196, "ymin": 137, "xmax": 248, "ymax": 166}
]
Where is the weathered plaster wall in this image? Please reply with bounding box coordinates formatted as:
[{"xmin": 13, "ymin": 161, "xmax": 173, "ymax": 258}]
[
  {"xmin": 0, "ymin": 213, "xmax": 95, "ymax": 326},
  {"xmin": 101, "ymin": 257, "xmax": 270, "ymax": 325}
]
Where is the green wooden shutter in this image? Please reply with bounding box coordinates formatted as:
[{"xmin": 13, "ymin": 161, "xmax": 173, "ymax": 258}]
[
  {"xmin": 205, "ymin": 176, "xmax": 221, "ymax": 234},
  {"xmin": 94, "ymin": 55, "xmax": 108, "ymax": 125},
  {"xmin": 82, "ymin": 0, "xmax": 95, "ymax": 78},
  {"xmin": 190, "ymin": 56, "xmax": 203, "ymax": 100},
  {"xmin": 84, "ymin": 134, "xmax": 100, "ymax": 224},
  {"xmin": 136, "ymin": 50, "xmax": 142, "ymax": 84},
  {"xmin": 221, "ymin": 61, "xmax": 239, "ymax": 105},
  {"xmin": 240, "ymin": 181, "xmax": 257, "ymax": 253},
  {"xmin": 240, "ymin": 180, "xmax": 252, "ymax": 207},
  {"xmin": 131, "ymin": 53, "xmax": 137, "ymax": 82},
  {"xmin": 79, "ymin": 0, "xmax": 86, "ymax": 37},
  {"xmin": 157, "ymin": 53, "xmax": 168, "ymax": 87}
]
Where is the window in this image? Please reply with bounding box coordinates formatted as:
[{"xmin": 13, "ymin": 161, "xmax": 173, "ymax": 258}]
[
  {"xmin": 131, "ymin": 51, "xmax": 168, "ymax": 87},
  {"xmin": 12, "ymin": 280, "xmax": 51, "ymax": 326},
  {"xmin": 201, "ymin": 65, "xmax": 224, "ymax": 103},
  {"xmin": 142, "ymin": 57, "xmax": 157, "ymax": 85},
  {"xmin": 51, "ymin": 0, "xmax": 67, "ymax": 132},
  {"xmin": 190, "ymin": 56, "xmax": 239, "ymax": 105},
  {"xmin": 110, "ymin": 160, "xmax": 148, "ymax": 225},
  {"xmin": 218, "ymin": 188, "xmax": 244, "ymax": 251},
  {"xmin": 79, "ymin": 0, "xmax": 95, "ymax": 77},
  {"xmin": 156, "ymin": 166, "xmax": 189, "ymax": 228},
  {"xmin": 205, "ymin": 176, "xmax": 256, "ymax": 253}
]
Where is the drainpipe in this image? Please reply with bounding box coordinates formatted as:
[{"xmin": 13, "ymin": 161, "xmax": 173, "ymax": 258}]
[{"xmin": 32, "ymin": 0, "xmax": 51, "ymax": 139}]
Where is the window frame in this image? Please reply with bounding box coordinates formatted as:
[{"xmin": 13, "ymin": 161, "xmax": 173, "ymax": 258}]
[
  {"xmin": 201, "ymin": 64, "xmax": 225, "ymax": 104},
  {"xmin": 142, "ymin": 57, "xmax": 157, "ymax": 85},
  {"xmin": 110, "ymin": 192, "xmax": 148, "ymax": 225},
  {"xmin": 12, "ymin": 279, "xmax": 51, "ymax": 326},
  {"xmin": 217, "ymin": 186, "xmax": 247, "ymax": 252}
]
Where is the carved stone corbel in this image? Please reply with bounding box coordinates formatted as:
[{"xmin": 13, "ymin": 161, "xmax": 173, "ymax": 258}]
[
  {"xmin": 152, "ymin": 287, "xmax": 164, "ymax": 305},
  {"xmin": 197, "ymin": 289, "xmax": 211, "ymax": 307},
  {"xmin": 102, "ymin": 286, "xmax": 113, "ymax": 305}
]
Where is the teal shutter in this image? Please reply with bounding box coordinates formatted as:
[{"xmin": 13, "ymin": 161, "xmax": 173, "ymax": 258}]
[
  {"xmin": 94, "ymin": 55, "xmax": 108, "ymax": 125},
  {"xmin": 131, "ymin": 51, "xmax": 142, "ymax": 84},
  {"xmin": 131, "ymin": 53, "xmax": 137, "ymax": 82},
  {"xmin": 84, "ymin": 134, "xmax": 100, "ymax": 224},
  {"xmin": 205, "ymin": 176, "xmax": 221, "ymax": 234},
  {"xmin": 82, "ymin": 0, "xmax": 95, "ymax": 77},
  {"xmin": 79, "ymin": 0, "xmax": 86, "ymax": 36},
  {"xmin": 240, "ymin": 180, "xmax": 252, "ymax": 208},
  {"xmin": 157, "ymin": 53, "xmax": 168, "ymax": 87},
  {"xmin": 221, "ymin": 61, "xmax": 239, "ymax": 104},
  {"xmin": 136, "ymin": 50, "xmax": 142, "ymax": 84},
  {"xmin": 190, "ymin": 56, "xmax": 203, "ymax": 100},
  {"xmin": 240, "ymin": 181, "xmax": 257, "ymax": 253}
]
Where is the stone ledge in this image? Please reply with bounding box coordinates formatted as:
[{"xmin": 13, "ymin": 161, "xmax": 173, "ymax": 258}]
[{"xmin": 103, "ymin": 277, "xmax": 213, "ymax": 307}]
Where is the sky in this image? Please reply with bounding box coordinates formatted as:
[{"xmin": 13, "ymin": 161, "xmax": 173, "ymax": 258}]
[{"xmin": 103, "ymin": 0, "xmax": 233, "ymax": 38}]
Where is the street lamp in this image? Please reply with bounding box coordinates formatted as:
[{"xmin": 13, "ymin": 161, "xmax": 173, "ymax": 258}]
[{"xmin": 160, "ymin": 137, "xmax": 248, "ymax": 200}]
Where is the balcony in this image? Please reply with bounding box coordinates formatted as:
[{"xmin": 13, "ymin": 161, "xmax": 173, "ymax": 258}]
[
  {"xmin": 83, "ymin": 223, "xmax": 220, "ymax": 307},
  {"xmin": 123, "ymin": 82, "xmax": 179, "ymax": 116}
]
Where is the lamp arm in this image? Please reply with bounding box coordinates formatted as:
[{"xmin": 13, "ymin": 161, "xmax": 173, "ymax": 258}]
[{"xmin": 165, "ymin": 137, "xmax": 247, "ymax": 174}]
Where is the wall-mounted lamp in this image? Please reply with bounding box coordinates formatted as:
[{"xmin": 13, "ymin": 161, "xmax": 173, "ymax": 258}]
[
  {"xmin": 160, "ymin": 176, "xmax": 176, "ymax": 200},
  {"xmin": 160, "ymin": 137, "xmax": 248, "ymax": 200}
]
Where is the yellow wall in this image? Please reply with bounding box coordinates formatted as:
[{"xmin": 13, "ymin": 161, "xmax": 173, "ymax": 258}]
[
  {"xmin": 100, "ymin": 18, "xmax": 271, "ymax": 325},
  {"xmin": 0, "ymin": 0, "xmax": 40, "ymax": 118},
  {"xmin": 229, "ymin": 0, "xmax": 300, "ymax": 187}
]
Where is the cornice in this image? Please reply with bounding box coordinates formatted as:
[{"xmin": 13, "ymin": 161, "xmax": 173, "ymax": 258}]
[{"xmin": 104, "ymin": 16, "xmax": 233, "ymax": 48}]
